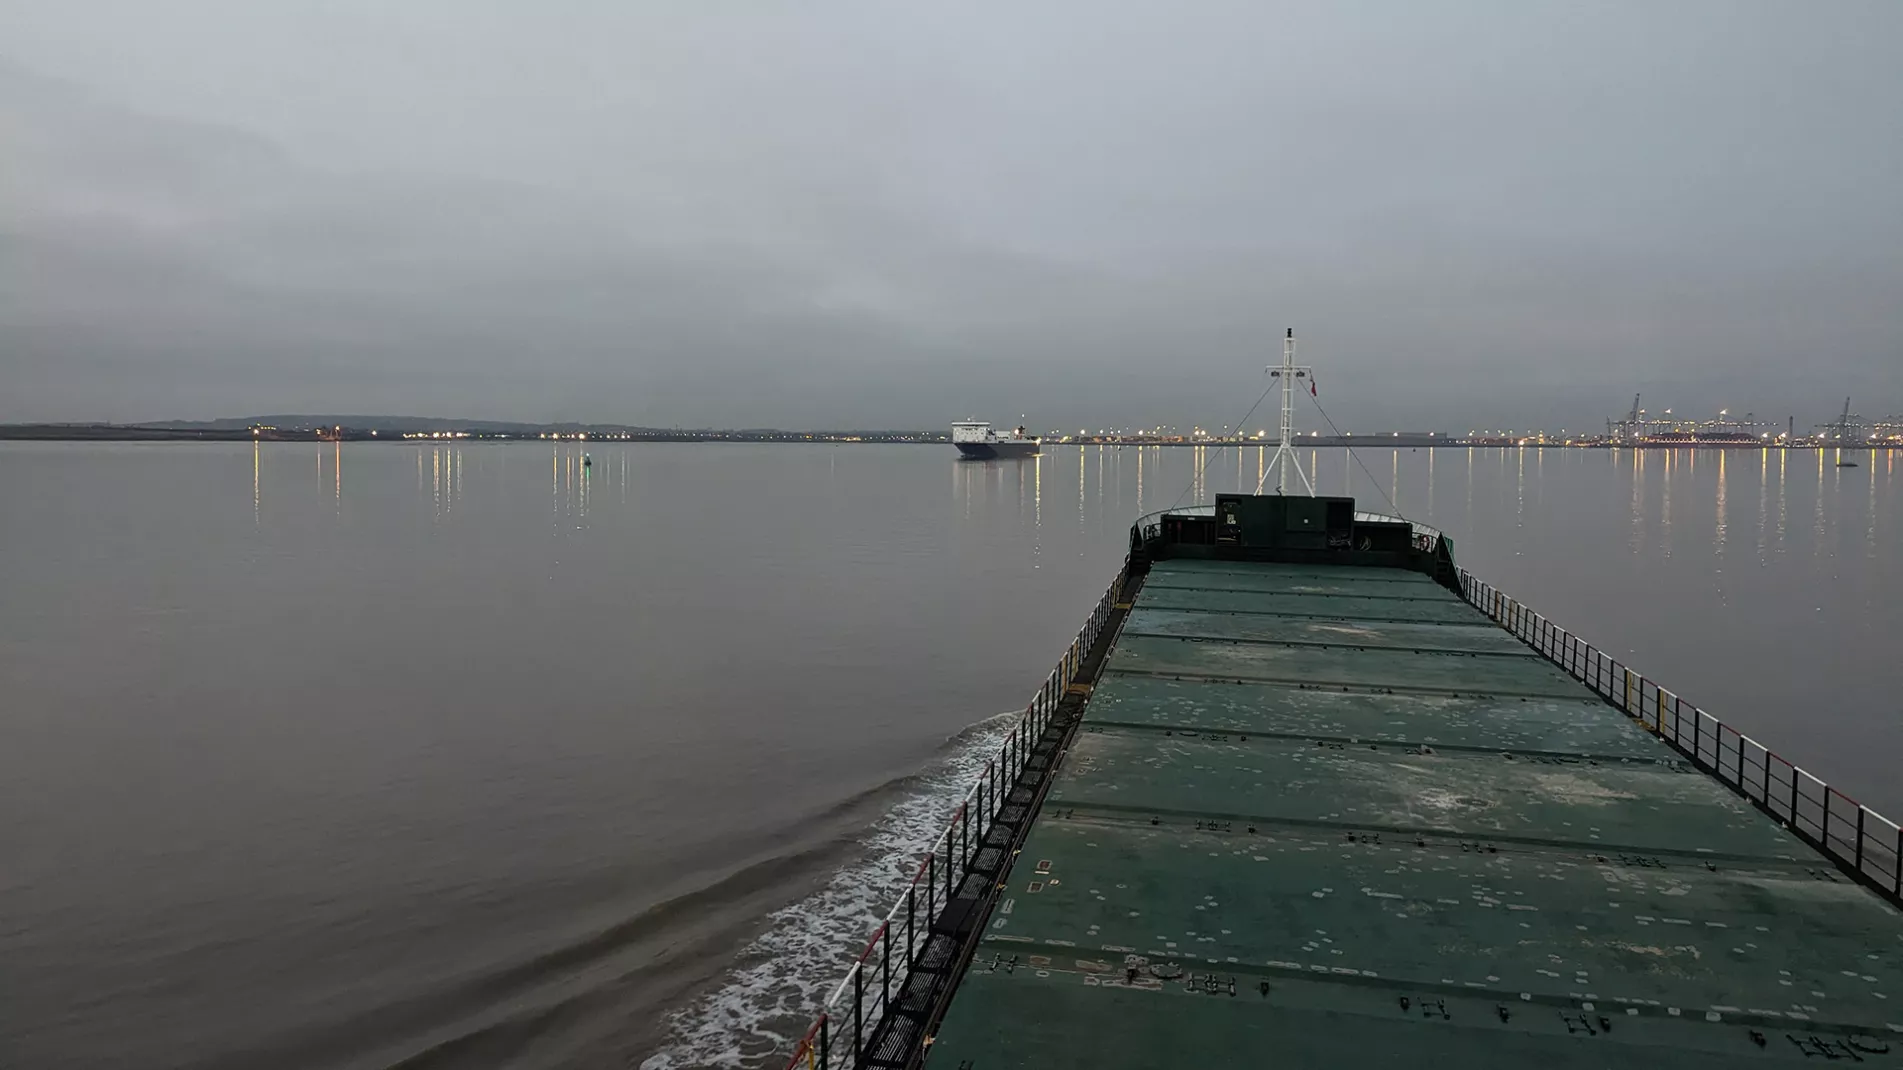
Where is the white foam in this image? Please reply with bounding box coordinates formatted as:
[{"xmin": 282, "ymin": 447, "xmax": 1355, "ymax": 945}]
[{"xmin": 642, "ymin": 713, "xmax": 1016, "ymax": 1069}]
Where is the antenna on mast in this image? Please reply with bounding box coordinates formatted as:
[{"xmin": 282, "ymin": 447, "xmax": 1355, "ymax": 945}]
[{"xmin": 1256, "ymin": 327, "xmax": 1316, "ymax": 496}]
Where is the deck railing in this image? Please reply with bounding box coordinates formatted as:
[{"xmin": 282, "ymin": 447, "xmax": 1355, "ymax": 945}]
[
  {"xmin": 1354, "ymin": 509, "xmax": 1444, "ymax": 553},
  {"xmin": 1132, "ymin": 504, "xmax": 1213, "ymax": 544},
  {"xmin": 1457, "ymin": 568, "xmax": 1903, "ymax": 907},
  {"xmin": 1132, "ymin": 505, "xmax": 1446, "ymax": 556},
  {"xmin": 782, "ymin": 564, "xmax": 1130, "ymax": 1070}
]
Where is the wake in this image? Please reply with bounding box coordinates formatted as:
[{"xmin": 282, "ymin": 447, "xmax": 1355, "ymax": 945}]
[{"xmin": 639, "ymin": 710, "xmax": 1016, "ymax": 1069}]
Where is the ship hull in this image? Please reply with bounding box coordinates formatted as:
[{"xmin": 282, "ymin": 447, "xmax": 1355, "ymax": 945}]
[{"xmin": 955, "ymin": 441, "xmax": 1039, "ymax": 459}]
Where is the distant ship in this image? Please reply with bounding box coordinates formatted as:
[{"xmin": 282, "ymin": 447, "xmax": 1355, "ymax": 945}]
[{"xmin": 951, "ymin": 421, "xmax": 1040, "ymax": 459}]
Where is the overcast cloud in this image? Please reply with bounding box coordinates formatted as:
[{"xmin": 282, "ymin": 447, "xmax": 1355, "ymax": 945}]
[{"xmin": 1, "ymin": 1, "xmax": 1899, "ymax": 432}]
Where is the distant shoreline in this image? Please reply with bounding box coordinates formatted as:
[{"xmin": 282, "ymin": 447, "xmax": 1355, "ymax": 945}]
[
  {"xmin": 0, "ymin": 425, "xmax": 1890, "ymax": 450},
  {"xmin": 0, "ymin": 425, "xmax": 944, "ymax": 444}
]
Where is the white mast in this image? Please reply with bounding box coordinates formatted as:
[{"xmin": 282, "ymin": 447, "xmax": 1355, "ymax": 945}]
[{"xmin": 1256, "ymin": 327, "xmax": 1315, "ymax": 495}]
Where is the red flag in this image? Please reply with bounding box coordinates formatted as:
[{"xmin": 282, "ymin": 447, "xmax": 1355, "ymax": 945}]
[{"xmin": 1310, "ymin": 378, "xmax": 1318, "ymax": 397}]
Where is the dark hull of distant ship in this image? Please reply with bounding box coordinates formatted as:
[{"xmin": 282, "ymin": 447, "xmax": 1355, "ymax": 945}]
[{"xmin": 955, "ymin": 441, "xmax": 1040, "ymax": 459}]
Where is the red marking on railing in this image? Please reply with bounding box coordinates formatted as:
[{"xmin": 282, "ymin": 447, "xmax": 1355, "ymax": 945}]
[
  {"xmin": 856, "ymin": 922, "xmax": 888, "ymax": 965},
  {"xmin": 783, "ymin": 1014, "xmax": 826, "ymax": 1070},
  {"xmin": 1829, "ymin": 786, "xmax": 1865, "ymax": 808}
]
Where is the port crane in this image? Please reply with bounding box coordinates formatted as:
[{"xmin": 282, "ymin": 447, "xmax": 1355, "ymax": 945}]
[
  {"xmin": 1816, "ymin": 397, "xmax": 1865, "ymax": 442},
  {"xmin": 1606, "ymin": 394, "xmax": 1643, "ymax": 443}
]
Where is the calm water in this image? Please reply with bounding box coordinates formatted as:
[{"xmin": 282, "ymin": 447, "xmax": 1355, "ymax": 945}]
[{"xmin": 1, "ymin": 441, "xmax": 1897, "ymax": 1069}]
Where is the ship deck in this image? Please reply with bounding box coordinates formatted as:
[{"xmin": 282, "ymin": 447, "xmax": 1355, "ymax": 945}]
[{"xmin": 924, "ymin": 559, "xmax": 1903, "ymax": 1066}]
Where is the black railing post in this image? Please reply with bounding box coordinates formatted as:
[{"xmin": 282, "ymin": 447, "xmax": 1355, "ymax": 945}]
[
  {"xmin": 954, "ymin": 805, "xmax": 963, "ymax": 872},
  {"xmin": 1895, "ymin": 825, "xmax": 1902, "ymax": 897},
  {"xmin": 1823, "ymin": 790, "xmax": 1832, "ymax": 848},
  {"xmin": 820, "ymin": 1015, "xmax": 830, "ymax": 1070},
  {"xmin": 926, "ymin": 853, "xmax": 936, "ymax": 920},
  {"xmin": 1736, "ymin": 735, "xmax": 1745, "ymax": 788},
  {"xmin": 1789, "ymin": 768, "xmax": 1800, "ymax": 827},
  {"xmin": 881, "ymin": 924, "xmax": 891, "ymax": 1019},
  {"xmin": 852, "ymin": 968, "xmax": 863, "ymax": 1069},
  {"xmin": 906, "ymin": 883, "xmax": 915, "ymax": 968},
  {"xmin": 985, "ymin": 770, "xmax": 993, "ymax": 830},
  {"xmin": 961, "ymin": 802, "xmax": 971, "ymax": 869},
  {"xmin": 944, "ymin": 831, "xmax": 953, "ymax": 904},
  {"xmin": 1856, "ymin": 806, "xmax": 1867, "ymax": 871}
]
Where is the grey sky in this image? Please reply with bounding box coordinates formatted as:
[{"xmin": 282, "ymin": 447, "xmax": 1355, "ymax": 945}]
[{"xmin": 2, "ymin": 1, "xmax": 1899, "ymax": 431}]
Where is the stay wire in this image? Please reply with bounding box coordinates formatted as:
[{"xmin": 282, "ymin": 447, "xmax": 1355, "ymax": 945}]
[
  {"xmin": 1305, "ymin": 391, "xmax": 1403, "ymax": 518},
  {"xmin": 1164, "ymin": 378, "xmax": 1279, "ymax": 513}
]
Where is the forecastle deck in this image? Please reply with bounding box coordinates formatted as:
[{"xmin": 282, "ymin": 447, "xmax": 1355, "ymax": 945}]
[{"xmin": 924, "ymin": 559, "xmax": 1903, "ymax": 1067}]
